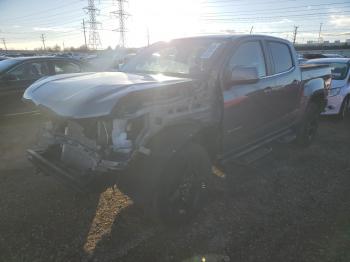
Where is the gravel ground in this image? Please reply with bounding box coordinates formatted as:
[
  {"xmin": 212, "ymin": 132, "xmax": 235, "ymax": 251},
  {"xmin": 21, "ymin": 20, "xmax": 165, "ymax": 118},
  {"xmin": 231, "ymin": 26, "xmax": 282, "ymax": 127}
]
[{"xmin": 0, "ymin": 116, "xmax": 350, "ymax": 262}]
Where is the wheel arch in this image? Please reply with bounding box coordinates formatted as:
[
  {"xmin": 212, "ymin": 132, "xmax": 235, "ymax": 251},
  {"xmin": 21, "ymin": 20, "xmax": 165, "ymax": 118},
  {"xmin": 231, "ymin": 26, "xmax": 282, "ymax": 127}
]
[
  {"xmin": 144, "ymin": 121, "xmax": 219, "ymax": 159},
  {"xmin": 309, "ymin": 88, "xmax": 327, "ymax": 112}
]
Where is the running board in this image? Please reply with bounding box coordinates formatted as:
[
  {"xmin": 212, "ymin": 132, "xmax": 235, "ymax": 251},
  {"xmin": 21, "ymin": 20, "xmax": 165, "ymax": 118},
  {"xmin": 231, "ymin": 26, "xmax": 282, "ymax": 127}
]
[
  {"xmin": 235, "ymin": 146, "xmax": 272, "ymax": 165},
  {"xmin": 220, "ymin": 129, "xmax": 293, "ymax": 165}
]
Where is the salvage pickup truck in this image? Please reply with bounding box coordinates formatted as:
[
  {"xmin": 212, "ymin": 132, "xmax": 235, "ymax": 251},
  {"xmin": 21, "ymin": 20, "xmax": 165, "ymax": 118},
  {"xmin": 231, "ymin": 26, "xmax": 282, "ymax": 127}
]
[{"xmin": 23, "ymin": 35, "xmax": 331, "ymax": 224}]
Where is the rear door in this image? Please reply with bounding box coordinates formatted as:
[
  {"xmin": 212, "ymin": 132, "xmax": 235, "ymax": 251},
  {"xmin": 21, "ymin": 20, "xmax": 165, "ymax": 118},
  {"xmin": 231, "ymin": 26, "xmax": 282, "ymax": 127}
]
[
  {"xmin": 222, "ymin": 40, "xmax": 275, "ymax": 153},
  {"xmin": 264, "ymin": 40, "xmax": 301, "ymax": 127},
  {"xmin": 0, "ymin": 60, "xmax": 50, "ymax": 116}
]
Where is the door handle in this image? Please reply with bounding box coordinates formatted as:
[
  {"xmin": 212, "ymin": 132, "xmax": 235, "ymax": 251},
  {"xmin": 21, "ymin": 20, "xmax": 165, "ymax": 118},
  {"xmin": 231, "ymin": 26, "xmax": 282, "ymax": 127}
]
[{"xmin": 263, "ymin": 86, "xmax": 273, "ymax": 93}]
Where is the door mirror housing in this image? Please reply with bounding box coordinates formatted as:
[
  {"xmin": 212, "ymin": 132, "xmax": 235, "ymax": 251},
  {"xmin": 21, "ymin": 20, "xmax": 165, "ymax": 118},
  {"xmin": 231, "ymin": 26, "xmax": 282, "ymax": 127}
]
[{"xmin": 227, "ymin": 66, "xmax": 259, "ymax": 86}]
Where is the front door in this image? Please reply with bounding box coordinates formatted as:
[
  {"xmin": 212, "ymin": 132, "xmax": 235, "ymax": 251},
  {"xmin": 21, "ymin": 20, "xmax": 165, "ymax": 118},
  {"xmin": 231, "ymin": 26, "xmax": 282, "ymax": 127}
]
[{"xmin": 222, "ymin": 40, "xmax": 274, "ymax": 154}]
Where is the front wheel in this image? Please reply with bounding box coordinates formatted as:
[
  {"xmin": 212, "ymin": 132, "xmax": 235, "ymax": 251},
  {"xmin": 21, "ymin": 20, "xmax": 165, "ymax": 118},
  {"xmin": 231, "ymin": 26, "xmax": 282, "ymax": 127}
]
[
  {"xmin": 154, "ymin": 142, "xmax": 212, "ymax": 226},
  {"xmin": 296, "ymin": 103, "xmax": 320, "ymax": 147}
]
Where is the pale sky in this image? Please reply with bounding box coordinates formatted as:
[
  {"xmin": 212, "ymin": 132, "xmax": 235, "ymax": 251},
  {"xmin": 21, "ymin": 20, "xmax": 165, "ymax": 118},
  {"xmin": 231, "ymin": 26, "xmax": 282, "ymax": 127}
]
[{"xmin": 0, "ymin": 0, "xmax": 350, "ymax": 50}]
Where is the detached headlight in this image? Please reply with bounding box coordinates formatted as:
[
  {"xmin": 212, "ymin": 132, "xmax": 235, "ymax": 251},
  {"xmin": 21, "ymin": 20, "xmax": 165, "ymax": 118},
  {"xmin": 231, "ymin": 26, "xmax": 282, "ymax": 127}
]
[{"xmin": 328, "ymin": 87, "xmax": 341, "ymax": 97}]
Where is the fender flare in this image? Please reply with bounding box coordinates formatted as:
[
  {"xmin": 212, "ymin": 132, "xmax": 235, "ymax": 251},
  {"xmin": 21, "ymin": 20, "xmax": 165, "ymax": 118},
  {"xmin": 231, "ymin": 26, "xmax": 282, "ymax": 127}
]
[
  {"xmin": 145, "ymin": 122, "xmax": 204, "ymax": 159},
  {"xmin": 303, "ymin": 78, "xmax": 327, "ymax": 111}
]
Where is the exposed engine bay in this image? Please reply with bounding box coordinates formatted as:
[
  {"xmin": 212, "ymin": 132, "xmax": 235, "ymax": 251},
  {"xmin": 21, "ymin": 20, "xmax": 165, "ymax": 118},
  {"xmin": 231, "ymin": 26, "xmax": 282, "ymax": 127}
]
[{"xmin": 33, "ymin": 77, "xmax": 216, "ymax": 177}]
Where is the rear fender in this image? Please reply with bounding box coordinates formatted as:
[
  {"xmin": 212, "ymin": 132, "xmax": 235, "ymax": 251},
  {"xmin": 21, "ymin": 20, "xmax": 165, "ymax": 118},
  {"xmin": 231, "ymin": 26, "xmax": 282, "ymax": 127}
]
[{"xmin": 302, "ymin": 78, "xmax": 327, "ymax": 112}]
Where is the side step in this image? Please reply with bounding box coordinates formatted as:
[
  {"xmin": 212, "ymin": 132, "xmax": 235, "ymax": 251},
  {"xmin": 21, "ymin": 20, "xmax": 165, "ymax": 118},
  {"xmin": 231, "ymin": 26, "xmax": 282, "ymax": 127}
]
[
  {"xmin": 220, "ymin": 128, "xmax": 295, "ymax": 165},
  {"xmin": 234, "ymin": 146, "xmax": 272, "ymax": 165},
  {"xmin": 278, "ymin": 133, "xmax": 296, "ymax": 144}
]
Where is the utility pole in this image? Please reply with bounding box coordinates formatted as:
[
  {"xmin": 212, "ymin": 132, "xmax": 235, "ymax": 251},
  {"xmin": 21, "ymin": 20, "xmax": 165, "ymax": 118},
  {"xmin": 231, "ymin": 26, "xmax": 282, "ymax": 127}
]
[
  {"xmin": 146, "ymin": 26, "xmax": 150, "ymax": 46},
  {"xmin": 250, "ymin": 26, "xmax": 254, "ymax": 34},
  {"xmin": 82, "ymin": 19, "xmax": 88, "ymax": 49},
  {"xmin": 2, "ymin": 38, "xmax": 7, "ymax": 51},
  {"xmin": 84, "ymin": 0, "xmax": 101, "ymax": 50},
  {"xmin": 318, "ymin": 23, "xmax": 323, "ymax": 43},
  {"xmin": 62, "ymin": 41, "xmax": 65, "ymax": 51},
  {"xmin": 292, "ymin": 26, "xmax": 299, "ymax": 44},
  {"xmin": 41, "ymin": 34, "xmax": 46, "ymax": 51},
  {"xmin": 111, "ymin": 0, "xmax": 130, "ymax": 48}
]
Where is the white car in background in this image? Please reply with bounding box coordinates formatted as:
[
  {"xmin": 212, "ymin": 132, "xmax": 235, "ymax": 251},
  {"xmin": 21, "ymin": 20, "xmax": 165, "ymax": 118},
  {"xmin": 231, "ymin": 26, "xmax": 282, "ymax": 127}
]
[{"xmin": 306, "ymin": 58, "xmax": 350, "ymax": 119}]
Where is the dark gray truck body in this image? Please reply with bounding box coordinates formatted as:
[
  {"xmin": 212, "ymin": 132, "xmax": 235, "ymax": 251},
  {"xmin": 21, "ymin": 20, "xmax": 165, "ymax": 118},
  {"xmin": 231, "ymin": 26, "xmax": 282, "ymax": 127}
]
[{"xmin": 23, "ymin": 35, "xmax": 331, "ymax": 191}]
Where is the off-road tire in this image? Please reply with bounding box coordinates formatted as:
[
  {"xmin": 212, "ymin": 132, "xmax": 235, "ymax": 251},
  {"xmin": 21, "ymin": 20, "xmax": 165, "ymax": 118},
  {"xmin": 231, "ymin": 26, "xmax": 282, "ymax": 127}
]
[
  {"xmin": 338, "ymin": 95, "xmax": 350, "ymax": 120},
  {"xmin": 296, "ymin": 102, "xmax": 320, "ymax": 148},
  {"xmin": 124, "ymin": 142, "xmax": 212, "ymax": 226},
  {"xmin": 153, "ymin": 142, "xmax": 212, "ymax": 225}
]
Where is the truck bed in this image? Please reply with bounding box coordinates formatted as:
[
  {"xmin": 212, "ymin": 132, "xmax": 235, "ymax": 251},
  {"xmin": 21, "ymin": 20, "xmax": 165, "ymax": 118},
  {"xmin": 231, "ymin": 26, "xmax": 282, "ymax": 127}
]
[{"xmin": 300, "ymin": 64, "xmax": 331, "ymax": 81}]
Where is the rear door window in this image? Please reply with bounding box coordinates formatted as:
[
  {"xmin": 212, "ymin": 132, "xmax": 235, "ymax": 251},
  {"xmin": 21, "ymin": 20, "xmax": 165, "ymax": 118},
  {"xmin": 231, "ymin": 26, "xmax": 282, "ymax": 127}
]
[
  {"xmin": 268, "ymin": 41, "xmax": 293, "ymax": 74},
  {"xmin": 53, "ymin": 61, "xmax": 81, "ymax": 74},
  {"xmin": 229, "ymin": 41, "xmax": 266, "ymax": 78}
]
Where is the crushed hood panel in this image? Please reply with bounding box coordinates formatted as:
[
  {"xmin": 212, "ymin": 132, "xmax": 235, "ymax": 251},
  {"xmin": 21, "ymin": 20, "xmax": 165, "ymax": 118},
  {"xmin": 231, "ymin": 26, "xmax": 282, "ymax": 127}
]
[{"xmin": 23, "ymin": 72, "xmax": 191, "ymax": 118}]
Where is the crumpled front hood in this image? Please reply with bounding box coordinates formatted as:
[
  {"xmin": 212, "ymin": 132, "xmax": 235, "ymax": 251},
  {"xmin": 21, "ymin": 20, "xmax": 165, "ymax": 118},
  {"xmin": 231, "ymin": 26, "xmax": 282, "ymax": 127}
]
[{"xmin": 23, "ymin": 72, "xmax": 191, "ymax": 118}]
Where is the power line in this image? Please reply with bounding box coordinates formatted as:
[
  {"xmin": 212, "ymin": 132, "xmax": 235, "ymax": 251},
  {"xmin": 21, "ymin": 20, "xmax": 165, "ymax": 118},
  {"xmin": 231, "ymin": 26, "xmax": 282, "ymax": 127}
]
[
  {"xmin": 201, "ymin": 4, "xmax": 350, "ymax": 16},
  {"xmin": 204, "ymin": 1, "xmax": 350, "ymax": 11},
  {"xmin": 201, "ymin": 10, "xmax": 350, "ymax": 21},
  {"xmin": 0, "ymin": 0, "xmax": 82, "ymax": 22},
  {"xmin": 111, "ymin": 0, "xmax": 130, "ymax": 48},
  {"xmin": 202, "ymin": 0, "xmax": 305, "ymax": 7},
  {"xmin": 84, "ymin": 0, "xmax": 102, "ymax": 50}
]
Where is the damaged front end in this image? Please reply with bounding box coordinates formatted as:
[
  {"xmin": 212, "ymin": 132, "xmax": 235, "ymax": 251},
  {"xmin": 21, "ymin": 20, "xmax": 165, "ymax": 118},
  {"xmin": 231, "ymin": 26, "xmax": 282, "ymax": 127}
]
[
  {"xmin": 28, "ymin": 114, "xmax": 146, "ymax": 191},
  {"xmin": 24, "ymin": 71, "xmax": 216, "ymax": 191}
]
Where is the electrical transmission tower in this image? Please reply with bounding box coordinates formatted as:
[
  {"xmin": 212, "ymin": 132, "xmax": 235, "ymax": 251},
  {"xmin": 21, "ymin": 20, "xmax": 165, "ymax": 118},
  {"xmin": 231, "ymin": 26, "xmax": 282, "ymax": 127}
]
[
  {"xmin": 84, "ymin": 0, "xmax": 101, "ymax": 50},
  {"xmin": 111, "ymin": 0, "xmax": 130, "ymax": 48}
]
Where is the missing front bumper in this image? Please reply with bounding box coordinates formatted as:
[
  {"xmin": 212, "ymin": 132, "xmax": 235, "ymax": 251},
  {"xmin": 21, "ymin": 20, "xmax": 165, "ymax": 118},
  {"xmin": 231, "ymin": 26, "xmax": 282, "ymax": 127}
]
[
  {"xmin": 28, "ymin": 149, "xmax": 130, "ymax": 192},
  {"xmin": 27, "ymin": 149, "xmax": 90, "ymax": 192}
]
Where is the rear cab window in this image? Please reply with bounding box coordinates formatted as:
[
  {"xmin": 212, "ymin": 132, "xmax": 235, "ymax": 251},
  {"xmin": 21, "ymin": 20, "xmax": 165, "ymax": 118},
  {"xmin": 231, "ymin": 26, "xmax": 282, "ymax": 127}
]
[
  {"xmin": 268, "ymin": 41, "xmax": 294, "ymax": 74},
  {"xmin": 53, "ymin": 60, "xmax": 81, "ymax": 74}
]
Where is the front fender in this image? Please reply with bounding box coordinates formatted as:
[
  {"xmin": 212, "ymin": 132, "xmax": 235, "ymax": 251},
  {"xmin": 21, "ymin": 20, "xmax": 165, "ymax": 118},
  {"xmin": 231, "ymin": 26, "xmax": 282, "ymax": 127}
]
[{"xmin": 145, "ymin": 122, "xmax": 204, "ymax": 158}]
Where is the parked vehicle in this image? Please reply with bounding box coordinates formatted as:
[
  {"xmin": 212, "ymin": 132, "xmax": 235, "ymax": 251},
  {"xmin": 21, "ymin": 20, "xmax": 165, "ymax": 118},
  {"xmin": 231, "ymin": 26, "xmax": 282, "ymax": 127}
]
[
  {"xmin": 0, "ymin": 56, "xmax": 9, "ymax": 61},
  {"xmin": 0, "ymin": 56, "xmax": 90, "ymax": 116},
  {"xmin": 305, "ymin": 58, "xmax": 350, "ymax": 119},
  {"xmin": 24, "ymin": 35, "xmax": 331, "ymax": 224}
]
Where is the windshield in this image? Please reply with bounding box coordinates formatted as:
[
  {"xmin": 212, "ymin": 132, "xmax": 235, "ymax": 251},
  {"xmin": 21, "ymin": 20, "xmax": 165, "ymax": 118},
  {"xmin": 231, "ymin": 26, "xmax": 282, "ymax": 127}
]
[
  {"xmin": 0, "ymin": 59, "xmax": 18, "ymax": 73},
  {"xmin": 327, "ymin": 63, "xmax": 350, "ymax": 80},
  {"xmin": 121, "ymin": 39, "xmax": 224, "ymax": 76}
]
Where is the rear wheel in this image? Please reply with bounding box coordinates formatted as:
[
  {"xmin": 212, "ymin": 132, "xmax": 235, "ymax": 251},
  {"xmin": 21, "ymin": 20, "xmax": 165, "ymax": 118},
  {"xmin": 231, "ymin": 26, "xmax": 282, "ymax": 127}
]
[{"xmin": 296, "ymin": 103, "xmax": 320, "ymax": 147}]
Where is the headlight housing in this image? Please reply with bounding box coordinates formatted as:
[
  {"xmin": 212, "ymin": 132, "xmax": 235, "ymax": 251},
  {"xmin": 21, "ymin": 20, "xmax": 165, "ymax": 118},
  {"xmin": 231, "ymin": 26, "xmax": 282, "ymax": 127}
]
[{"xmin": 328, "ymin": 87, "xmax": 341, "ymax": 97}]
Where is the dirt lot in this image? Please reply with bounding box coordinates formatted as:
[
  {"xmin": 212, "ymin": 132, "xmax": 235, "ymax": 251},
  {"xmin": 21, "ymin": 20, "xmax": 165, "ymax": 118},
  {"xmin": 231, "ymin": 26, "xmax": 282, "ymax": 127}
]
[{"xmin": 1, "ymin": 116, "xmax": 350, "ymax": 262}]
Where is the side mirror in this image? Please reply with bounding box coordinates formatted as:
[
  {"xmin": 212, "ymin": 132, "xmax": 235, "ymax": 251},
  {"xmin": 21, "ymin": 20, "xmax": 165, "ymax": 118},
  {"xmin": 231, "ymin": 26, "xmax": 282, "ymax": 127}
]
[{"xmin": 227, "ymin": 66, "xmax": 259, "ymax": 86}]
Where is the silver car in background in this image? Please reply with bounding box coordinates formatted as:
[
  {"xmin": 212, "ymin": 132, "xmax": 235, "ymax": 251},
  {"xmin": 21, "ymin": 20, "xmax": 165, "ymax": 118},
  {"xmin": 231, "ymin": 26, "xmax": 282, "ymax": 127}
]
[{"xmin": 306, "ymin": 58, "xmax": 350, "ymax": 119}]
